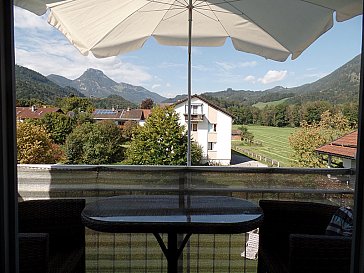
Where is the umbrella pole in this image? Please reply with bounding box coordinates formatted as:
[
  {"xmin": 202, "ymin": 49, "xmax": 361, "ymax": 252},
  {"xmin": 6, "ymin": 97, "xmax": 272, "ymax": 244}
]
[{"xmin": 187, "ymin": 0, "xmax": 192, "ymax": 167}]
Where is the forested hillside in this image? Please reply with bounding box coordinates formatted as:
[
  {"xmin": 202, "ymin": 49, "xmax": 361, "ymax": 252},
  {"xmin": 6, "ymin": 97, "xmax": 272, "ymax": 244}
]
[
  {"xmin": 16, "ymin": 65, "xmax": 84, "ymax": 105},
  {"xmin": 202, "ymin": 54, "xmax": 360, "ymax": 106}
]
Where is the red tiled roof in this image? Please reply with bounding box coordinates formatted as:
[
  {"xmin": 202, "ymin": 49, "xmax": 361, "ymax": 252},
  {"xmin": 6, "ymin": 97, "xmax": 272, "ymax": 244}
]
[
  {"xmin": 142, "ymin": 109, "xmax": 152, "ymax": 119},
  {"xmin": 315, "ymin": 131, "xmax": 357, "ymax": 159},
  {"xmin": 122, "ymin": 109, "xmax": 143, "ymax": 120},
  {"xmin": 16, "ymin": 107, "xmax": 63, "ymax": 120}
]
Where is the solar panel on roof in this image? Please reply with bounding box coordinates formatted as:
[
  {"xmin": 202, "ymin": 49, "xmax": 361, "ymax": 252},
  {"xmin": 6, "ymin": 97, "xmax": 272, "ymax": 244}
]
[{"xmin": 95, "ymin": 109, "xmax": 116, "ymax": 115}]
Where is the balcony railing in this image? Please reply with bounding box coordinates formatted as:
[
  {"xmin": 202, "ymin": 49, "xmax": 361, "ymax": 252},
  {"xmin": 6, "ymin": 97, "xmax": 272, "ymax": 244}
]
[
  {"xmin": 18, "ymin": 165, "xmax": 355, "ymax": 273},
  {"xmin": 184, "ymin": 113, "xmax": 204, "ymax": 121}
]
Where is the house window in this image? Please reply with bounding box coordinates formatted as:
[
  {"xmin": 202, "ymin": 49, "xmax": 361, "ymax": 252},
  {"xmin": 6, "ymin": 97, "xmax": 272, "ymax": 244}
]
[
  {"xmin": 208, "ymin": 142, "xmax": 216, "ymax": 151},
  {"xmin": 209, "ymin": 123, "xmax": 217, "ymax": 132},
  {"xmin": 192, "ymin": 123, "xmax": 198, "ymax": 131},
  {"xmin": 192, "ymin": 105, "xmax": 198, "ymax": 114}
]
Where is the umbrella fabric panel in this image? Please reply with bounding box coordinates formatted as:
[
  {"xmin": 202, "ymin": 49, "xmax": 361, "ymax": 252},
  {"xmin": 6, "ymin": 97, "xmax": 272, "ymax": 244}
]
[
  {"xmin": 217, "ymin": 0, "xmax": 334, "ymax": 60},
  {"xmin": 48, "ymin": 0, "xmax": 171, "ymax": 57},
  {"xmin": 307, "ymin": 0, "xmax": 362, "ymax": 21},
  {"xmin": 43, "ymin": 0, "xmax": 362, "ymax": 61},
  {"xmin": 14, "ymin": 0, "xmax": 59, "ymax": 15}
]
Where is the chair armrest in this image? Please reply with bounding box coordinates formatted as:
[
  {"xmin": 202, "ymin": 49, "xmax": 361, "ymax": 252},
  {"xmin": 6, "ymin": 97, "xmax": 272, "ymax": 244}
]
[
  {"xmin": 19, "ymin": 233, "xmax": 49, "ymax": 273},
  {"xmin": 288, "ymin": 234, "xmax": 351, "ymax": 273}
]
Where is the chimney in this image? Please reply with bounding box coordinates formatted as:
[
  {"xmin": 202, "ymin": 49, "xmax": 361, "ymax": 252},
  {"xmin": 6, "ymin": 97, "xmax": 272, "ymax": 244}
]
[{"xmin": 31, "ymin": 105, "xmax": 37, "ymax": 112}]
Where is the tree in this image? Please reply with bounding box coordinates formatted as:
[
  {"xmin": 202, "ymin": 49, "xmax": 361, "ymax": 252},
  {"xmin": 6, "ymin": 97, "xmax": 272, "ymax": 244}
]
[
  {"xmin": 273, "ymin": 103, "xmax": 289, "ymax": 127},
  {"xmin": 57, "ymin": 96, "xmax": 94, "ymax": 114},
  {"xmin": 260, "ymin": 106, "xmax": 275, "ymax": 126},
  {"xmin": 121, "ymin": 120, "xmax": 139, "ymax": 141},
  {"xmin": 17, "ymin": 122, "xmax": 62, "ymax": 164},
  {"xmin": 37, "ymin": 112, "xmax": 75, "ymax": 144},
  {"xmin": 64, "ymin": 121, "xmax": 125, "ymax": 164},
  {"xmin": 238, "ymin": 125, "xmax": 254, "ymax": 142},
  {"xmin": 340, "ymin": 102, "xmax": 358, "ymax": 128},
  {"xmin": 140, "ymin": 98, "xmax": 154, "ymax": 109},
  {"xmin": 301, "ymin": 101, "xmax": 332, "ymax": 124},
  {"xmin": 125, "ymin": 106, "xmax": 202, "ymax": 165},
  {"xmin": 289, "ymin": 110, "xmax": 351, "ymax": 167},
  {"xmin": 286, "ymin": 104, "xmax": 301, "ymax": 127}
]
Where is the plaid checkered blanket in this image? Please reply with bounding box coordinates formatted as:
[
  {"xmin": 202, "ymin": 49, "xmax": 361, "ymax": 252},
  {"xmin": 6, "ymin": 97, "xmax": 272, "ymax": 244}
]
[{"xmin": 326, "ymin": 207, "xmax": 353, "ymax": 237}]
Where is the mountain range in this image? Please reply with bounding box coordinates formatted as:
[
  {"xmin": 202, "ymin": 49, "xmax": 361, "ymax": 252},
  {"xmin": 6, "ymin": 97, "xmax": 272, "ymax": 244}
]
[
  {"xmin": 15, "ymin": 65, "xmax": 85, "ymax": 105},
  {"xmin": 47, "ymin": 68, "xmax": 166, "ymax": 104},
  {"xmin": 16, "ymin": 54, "xmax": 360, "ymax": 107},
  {"xmin": 202, "ymin": 54, "xmax": 360, "ymax": 106}
]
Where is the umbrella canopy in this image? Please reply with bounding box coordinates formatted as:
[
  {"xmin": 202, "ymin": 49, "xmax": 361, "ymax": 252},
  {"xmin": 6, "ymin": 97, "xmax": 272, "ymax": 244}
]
[
  {"xmin": 14, "ymin": 0, "xmax": 362, "ymax": 166},
  {"xmin": 16, "ymin": 0, "xmax": 362, "ymax": 61}
]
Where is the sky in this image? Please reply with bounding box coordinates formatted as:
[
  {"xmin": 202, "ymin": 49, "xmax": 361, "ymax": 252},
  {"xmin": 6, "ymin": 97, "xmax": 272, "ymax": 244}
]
[{"xmin": 14, "ymin": 6, "xmax": 362, "ymax": 99}]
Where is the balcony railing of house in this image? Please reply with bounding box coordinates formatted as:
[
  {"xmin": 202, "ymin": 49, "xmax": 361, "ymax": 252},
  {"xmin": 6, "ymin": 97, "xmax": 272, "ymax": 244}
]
[
  {"xmin": 184, "ymin": 113, "xmax": 204, "ymax": 121},
  {"xmin": 18, "ymin": 165, "xmax": 355, "ymax": 273}
]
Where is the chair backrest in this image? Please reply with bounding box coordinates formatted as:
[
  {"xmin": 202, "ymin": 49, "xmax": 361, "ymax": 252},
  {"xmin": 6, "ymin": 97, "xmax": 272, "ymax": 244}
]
[
  {"xmin": 259, "ymin": 200, "xmax": 339, "ymax": 250},
  {"xmin": 18, "ymin": 199, "xmax": 85, "ymax": 252}
]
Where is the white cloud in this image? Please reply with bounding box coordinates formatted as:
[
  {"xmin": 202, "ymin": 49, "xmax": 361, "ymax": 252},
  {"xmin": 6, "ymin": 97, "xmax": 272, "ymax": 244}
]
[
  {"xmin": 14, "ymin": 28, "xmax": 153, "ymax": 86},
  {"xmin": 152, "ymin": 84, "xmax": 161, "ymax": 89},
  {"xmin": 238, "ymin": 61, "xmax": 257, "ymax": 68},
  {"xmin": 14, "ymin": 7, "xmax": 51, "ymax": 31},
  {"xmin": 258, "ymin": 70, "xmax": 288, "ymax": 84},
  {"xmin": 158, "ymin": 62, "xmax": 185, "ymax": 69},
  {"xmin": 216, "ymin": 61, "xmax": 257, "ymax": 71},
  {"xmin": 244, "ymin": 75, "xmax": 256, "ymax": 83},
  {"xmin": 216, "ymin": 62, "xmax": 235, "ymax": 71},
  {"xmin": 192, "ymin": 64, "xmax": 212, "ymax": 72}
]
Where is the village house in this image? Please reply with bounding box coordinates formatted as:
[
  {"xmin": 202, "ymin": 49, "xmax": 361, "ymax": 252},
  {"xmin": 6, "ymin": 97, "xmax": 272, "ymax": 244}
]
[
  {"xmin": 92, "ymin": 108, "xmax": 151, "ymax": 126},
  {"xmin": 231, "ymin": 129, "xmax": 242, "ymax": 141},
  {"xmin": 16, "ymin": 106, "xmax": 63, "ymax": 122},
  {"xmin": 173, "ymin": 95, "xmax": 233, "ymax": 165},
  {"xmin": 315, "ymin": 130, "xmax": 357, "ymax": 169}
]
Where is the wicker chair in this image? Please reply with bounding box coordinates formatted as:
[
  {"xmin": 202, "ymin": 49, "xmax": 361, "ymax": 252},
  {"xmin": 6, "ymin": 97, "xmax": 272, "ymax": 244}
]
[
  {"xmin": 257, "ymin": 200, "xmax": 352, "ymax": 273},
  {"xmin": 18, "ymin": 199, "xmax": 86, "ymax": 273}
]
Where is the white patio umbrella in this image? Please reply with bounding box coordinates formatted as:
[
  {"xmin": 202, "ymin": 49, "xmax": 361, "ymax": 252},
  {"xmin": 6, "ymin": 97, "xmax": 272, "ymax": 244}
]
[
  {"xmin": 14, "ymin": 0, "xmax": 362, "ymax": 166},
  {"xmin": 4, "ymin": 1, "xmax": 364, "ymax": 272}
]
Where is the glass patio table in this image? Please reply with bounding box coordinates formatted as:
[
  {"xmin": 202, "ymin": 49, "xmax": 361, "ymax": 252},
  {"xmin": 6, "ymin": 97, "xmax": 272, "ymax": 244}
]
[{"xmin": 81, "ymin": 194, "xmax": 263, "ymax": 273}]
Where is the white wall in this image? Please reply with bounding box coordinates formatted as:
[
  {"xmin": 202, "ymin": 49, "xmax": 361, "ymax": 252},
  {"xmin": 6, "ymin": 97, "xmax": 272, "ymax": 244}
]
[{"xmin": 174, "ymin": 97, "xmax": 232, "ymax": 165}]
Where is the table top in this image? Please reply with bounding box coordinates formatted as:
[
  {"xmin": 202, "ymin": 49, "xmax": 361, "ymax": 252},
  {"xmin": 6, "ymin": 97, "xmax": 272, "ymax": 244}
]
[{"xmin": 81, "ymin": 195, "xmax": 263, "ymax": 234}]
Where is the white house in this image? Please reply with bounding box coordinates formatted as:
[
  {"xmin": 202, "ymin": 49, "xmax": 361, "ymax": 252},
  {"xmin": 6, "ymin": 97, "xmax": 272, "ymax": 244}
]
[{"xmin": 174, "ymin": 95, "xmax": 233, "ymax": 165}]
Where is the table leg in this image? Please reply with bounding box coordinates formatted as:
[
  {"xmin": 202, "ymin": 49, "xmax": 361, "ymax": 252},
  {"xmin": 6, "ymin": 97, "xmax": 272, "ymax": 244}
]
[
  {"xmin": 153, "ymin": 233, "xmax": 192, "ymax": 273},
  {"xmin": 168, "ymin": 233, "xmax": 178, "ymax": 273}
]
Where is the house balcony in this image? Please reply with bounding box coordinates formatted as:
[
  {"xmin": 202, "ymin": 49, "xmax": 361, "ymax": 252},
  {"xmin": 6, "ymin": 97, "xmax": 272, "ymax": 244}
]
[
  {"xmin": 18, "ymin": 165, "xmax": 354, "ymax": 273},
  {"xmin": 184, "ymin": 113, "xmax": 205, "ymax": 121}
]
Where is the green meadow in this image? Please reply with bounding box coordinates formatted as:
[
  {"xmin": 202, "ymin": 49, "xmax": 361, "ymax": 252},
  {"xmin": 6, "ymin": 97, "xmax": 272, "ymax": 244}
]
[
  {"xmin": 252, "ymin": 98, "xmax": 289, "ymax": 109},
  {"xmin": 232, "ymin": 125, "xmax": 297, "ymax": 167}
]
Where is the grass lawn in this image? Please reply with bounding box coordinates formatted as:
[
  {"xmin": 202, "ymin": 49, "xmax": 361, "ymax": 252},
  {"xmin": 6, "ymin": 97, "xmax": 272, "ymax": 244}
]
[
  {"xmin": 232, "ymin": 125, "xmax": 297, "ymax": 167},
  {"xmin": 86, "ymin": 231, "xmax": 257, "ymax": 273},
  {"xmin": 252, "ymin": 98, "xmax": 289, "ymax": 109}
]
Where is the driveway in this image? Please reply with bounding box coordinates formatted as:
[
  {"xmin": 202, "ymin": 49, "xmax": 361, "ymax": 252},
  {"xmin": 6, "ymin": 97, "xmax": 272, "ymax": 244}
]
[{"xmin": 230, "ymin": 150, "xmax": 267, "ymax": 167}]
